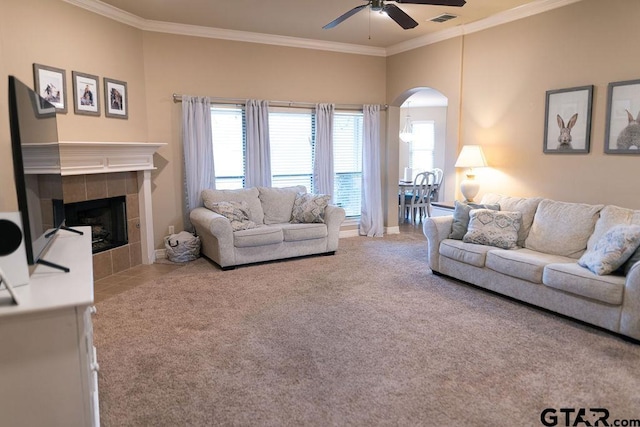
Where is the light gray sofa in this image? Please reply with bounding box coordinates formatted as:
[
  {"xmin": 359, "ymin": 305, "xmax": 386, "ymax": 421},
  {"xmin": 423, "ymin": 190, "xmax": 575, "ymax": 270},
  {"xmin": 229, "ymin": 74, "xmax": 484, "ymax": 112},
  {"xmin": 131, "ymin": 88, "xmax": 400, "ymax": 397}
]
[
  {"xmin": 422, "ymin": 193, "xmax": 640, "ymax": 341},
  {"xmin": 190, "ymin": 186, "xmax": 345, "ymax": 269}
]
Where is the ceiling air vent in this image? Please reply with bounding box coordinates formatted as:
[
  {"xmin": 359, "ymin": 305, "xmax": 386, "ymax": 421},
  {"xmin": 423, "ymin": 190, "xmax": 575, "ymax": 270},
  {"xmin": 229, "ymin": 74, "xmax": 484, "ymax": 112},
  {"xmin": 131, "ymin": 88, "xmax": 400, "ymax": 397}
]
[{"xmin": 429, "ymin": 13, "xmax": 458, "ymax": 23}]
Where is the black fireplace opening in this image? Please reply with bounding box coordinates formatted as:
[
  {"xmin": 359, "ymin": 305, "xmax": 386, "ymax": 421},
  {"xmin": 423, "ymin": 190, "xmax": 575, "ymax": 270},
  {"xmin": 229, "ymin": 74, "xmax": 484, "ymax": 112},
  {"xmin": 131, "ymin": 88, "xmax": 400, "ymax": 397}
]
[{"xmin": 65, "ymin": 196, "xmax": 128, "ymax": 254}]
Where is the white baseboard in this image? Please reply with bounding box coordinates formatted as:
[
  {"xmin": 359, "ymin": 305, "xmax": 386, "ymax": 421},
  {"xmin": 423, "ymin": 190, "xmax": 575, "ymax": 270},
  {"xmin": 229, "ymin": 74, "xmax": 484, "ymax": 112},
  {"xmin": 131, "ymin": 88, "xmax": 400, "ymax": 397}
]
[{"xmin": 385, "ymin": 226, "xmax": 400, "ymax": 235}]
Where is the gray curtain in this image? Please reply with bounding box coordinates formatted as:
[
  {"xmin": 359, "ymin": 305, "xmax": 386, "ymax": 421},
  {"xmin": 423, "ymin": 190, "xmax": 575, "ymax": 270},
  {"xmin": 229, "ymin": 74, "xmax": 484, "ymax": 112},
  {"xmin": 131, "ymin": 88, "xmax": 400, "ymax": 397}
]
[
  {"xmin": 313, "ymin": 103, "xmax": 335, "ymax": 199},
  {"xmin": 245, "ymin": 100, "xmax": 272, "ymax": 187},
  {"xmin": 181, "ymin": 95, "xmax": 214, "ymax": 231},
  {"xmin": 360, "ymin": 104, "xmax": 384, "ymax": 237}
]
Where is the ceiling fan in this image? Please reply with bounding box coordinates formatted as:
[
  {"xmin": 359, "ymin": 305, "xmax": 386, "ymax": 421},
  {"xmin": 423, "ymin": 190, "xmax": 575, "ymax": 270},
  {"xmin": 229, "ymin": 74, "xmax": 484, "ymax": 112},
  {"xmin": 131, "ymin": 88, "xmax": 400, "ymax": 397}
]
[{"xmin": 323, "ymin": 0, "xmax": 466, "ymax": 30}]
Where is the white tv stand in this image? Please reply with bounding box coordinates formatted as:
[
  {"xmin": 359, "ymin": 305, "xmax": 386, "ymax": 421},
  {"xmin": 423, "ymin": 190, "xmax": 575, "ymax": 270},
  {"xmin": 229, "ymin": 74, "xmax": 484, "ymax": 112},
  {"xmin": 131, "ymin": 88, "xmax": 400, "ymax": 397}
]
[{"xmin": 0, "ymin": 227, "xmax": 99, "ymax": 427}]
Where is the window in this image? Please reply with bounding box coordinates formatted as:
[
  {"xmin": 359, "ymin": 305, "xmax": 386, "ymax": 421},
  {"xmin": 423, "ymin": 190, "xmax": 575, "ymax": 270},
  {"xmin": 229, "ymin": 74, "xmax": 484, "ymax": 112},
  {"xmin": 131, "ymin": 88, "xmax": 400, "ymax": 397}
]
[
  {"xmin": 333, "ymin": 112, "xmax": 362, "ymax": 217},
  {"xmin": 211, "ymin": 106, "xmax": 244, "ymax": 189},
  {"xmin": 269, "ymin": 108, "xmax": 314, "ymax": 189},
  {"xmin": 409, "ymin": 121, "xmax": 435, "ymax": 174},
  {"xmin": 211, "ymin": 106, "xmax": 363, "ymax": 217}
]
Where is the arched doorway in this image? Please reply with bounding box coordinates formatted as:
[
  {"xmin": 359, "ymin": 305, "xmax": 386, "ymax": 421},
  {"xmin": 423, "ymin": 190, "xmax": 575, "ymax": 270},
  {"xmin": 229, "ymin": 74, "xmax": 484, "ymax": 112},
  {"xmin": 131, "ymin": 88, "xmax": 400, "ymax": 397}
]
[{"xmin": 398, "ymin": 87, "xmax": 448, "ymax": 200}]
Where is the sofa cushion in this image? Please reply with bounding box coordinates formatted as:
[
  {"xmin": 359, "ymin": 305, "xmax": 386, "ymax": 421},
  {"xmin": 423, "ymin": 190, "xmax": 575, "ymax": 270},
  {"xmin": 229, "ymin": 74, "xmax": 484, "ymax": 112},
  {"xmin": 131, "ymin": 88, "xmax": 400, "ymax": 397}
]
[
  {"xmin": 233, "ymin": 226, "xmax": 283, "ymax": 248},
  {"xmin": 203, "ymin": 201, "xmax": 258, "ymax": 231},
  {"xmin": 480, "ymin": 194, "xmax": 542, "ymax": 246},
  {"xmin": 439, "ymin": 239, "xmax": 494, "ymax": 268},
  {"xmin": 202, "ymin": 187, "xmax": 264, "ymax": 224},
  {"xmin": 463, "ymin": 209, "xmax": 522, "ymax": 250},
  {"xmin": 258, "ymin": 186, "xmax": 306, "ymax": 225},
  {"xmin": 449, "ymin": 201, "xmax": 500, "ymax": 240},
  {"xmin": 524, "ymin": 199, "xmax": 603, "ymax": 258},
  {"xmin": 543, "ymin": 263, "xmax": 625, "ymax": 305},
  {"xmin": 486, "ymin": 249, "xmax": 574, "ymax": 284},
  {"xmin": 280, "ymin": 223, "xmax": 328, "ymax": 242},
  {"xmin": 578, "ymin": 225, "xmax": 640, "ymax": 275},
  {"xmin": 587, "ymin": 205, "xmax": 640, "ymax": 251},
  {"xmin": 291, "ymin": 193, "xmax": 330, "ymax": 223}
]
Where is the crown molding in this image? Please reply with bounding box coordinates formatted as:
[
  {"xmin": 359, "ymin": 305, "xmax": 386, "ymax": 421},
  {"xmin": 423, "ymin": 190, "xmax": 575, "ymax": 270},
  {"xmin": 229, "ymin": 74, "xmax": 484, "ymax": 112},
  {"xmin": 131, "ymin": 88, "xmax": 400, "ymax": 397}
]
[
  {"xmin": 387, "ymin": 0, "xmax": 584, "ymax": 55},
  {"xmin": 64, "ymin": 0, "xmax": 582, "ymax": 58},
  {"xmin": 140, "ymin": 20, "xmax": 387, "ymax": 57},
  {"xmin": 62, "ymin": 0, "xmax": 386, "ymax": 57}
]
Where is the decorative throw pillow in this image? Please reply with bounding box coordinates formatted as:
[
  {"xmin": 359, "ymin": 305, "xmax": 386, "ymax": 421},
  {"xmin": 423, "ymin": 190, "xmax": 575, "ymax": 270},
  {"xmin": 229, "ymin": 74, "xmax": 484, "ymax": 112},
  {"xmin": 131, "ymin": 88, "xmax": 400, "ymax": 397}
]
[
  {"xmin": 480, "ymin": 194, "xmax": 542, "ymax": 247},
  {"xmin": 449, "ymin": 201, "xmax": 500, "ymax": 240},
  {"xmin": 578, "ymin": 224, "xmax": 640, "ymax": 276},
  {"xmin": 463, "ymin": 209, "xmax": 522, "ymax": 249},
  {"xmin": 291, "ymin": 193, "xmax": 330, "ymax": 223},
  {"xmin": 204, "ymin": 201, "xmax": 258, "ymax": 231}
]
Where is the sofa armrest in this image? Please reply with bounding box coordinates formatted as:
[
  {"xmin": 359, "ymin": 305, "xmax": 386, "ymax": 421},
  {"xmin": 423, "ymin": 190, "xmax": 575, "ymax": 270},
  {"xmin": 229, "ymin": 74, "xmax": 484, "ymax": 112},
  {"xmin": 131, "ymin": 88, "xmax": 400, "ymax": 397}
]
[
  {"xmin": 324, "ymin": 204, "xmax": 346, "ymax": 252},
  {"xmin": 190, "ymin": 207, "xmax": 235, "ymax": 267},
  {"xmin": 621, "ymin": 262, "xmax": 640, "ymax": 341},
  {"xmin": 422, "ymin": 215, "xmax": 453, "ymax": 273}
]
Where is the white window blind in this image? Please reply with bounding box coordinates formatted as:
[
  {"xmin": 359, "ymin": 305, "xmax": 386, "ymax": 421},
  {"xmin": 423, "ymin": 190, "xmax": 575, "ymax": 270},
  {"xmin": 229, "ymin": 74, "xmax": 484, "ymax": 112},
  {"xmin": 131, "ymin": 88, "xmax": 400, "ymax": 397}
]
[
  {"xmin": 333, "ymin": 112, "xmax": 363, "ymax": 217},
  {"xmin": 211, "ymin": 107, "xmax": 244, "ymax": 189},
  {"xmin": 268, "ymin": 108, "xmax": 314, "ymax": 189},
  {"xmin": 410, "ymin": 121, "xmax": 435, "ymax": 174}
]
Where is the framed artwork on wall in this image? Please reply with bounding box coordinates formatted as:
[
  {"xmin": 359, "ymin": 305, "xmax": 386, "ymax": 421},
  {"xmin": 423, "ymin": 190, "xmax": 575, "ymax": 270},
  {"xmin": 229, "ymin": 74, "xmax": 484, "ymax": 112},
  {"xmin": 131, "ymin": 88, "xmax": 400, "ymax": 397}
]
[
  {"xmin": 605, "ymin": 78, "xmax": 640, "ymax": 154},
  {"xmin": 72, "ymin": 71, "xmax": 100, "ymax": 116},
  {"xmin": 104, "ymin": 77, "xmax": 128, "ymax": 119},
  {"xmin": 543, "ymin": 85, "xmax": 593, "ymax": 154},
  {"xmin": 33, "ymin": 63, "xmax": 68, "ymax": 114}
]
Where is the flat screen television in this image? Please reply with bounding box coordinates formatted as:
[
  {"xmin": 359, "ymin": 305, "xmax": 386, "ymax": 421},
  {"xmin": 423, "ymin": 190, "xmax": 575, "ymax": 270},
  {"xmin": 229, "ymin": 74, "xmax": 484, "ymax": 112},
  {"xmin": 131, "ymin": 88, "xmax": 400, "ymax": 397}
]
[{"xmin": 7, "ymin": 75, "xmax": 71, "ymax": 272}]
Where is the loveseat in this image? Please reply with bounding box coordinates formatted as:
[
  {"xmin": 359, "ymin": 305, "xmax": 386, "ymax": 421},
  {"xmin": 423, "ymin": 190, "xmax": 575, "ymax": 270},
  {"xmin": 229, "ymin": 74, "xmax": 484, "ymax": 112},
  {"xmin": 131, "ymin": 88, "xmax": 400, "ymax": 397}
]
[
  {"xmin": 422, "ymin": 194, "xmax": 640, "ymax": 341},
  {"xmin": 190, "ymin": 186, "xmax": 345, "ymax": 269}
]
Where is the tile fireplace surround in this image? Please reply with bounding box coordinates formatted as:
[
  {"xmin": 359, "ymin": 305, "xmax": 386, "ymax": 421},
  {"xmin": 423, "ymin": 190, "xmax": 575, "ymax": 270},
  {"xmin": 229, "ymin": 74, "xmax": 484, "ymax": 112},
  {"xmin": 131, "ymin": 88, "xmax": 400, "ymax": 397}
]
[{"xmin": 22, "ymin": 141, "xmax": 165, "ymax": 280}]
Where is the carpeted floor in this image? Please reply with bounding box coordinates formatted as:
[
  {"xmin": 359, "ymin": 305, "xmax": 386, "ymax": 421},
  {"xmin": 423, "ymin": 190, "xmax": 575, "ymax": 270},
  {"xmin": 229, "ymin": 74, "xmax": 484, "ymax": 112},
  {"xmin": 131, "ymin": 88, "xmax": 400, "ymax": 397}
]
[{"xmin": 94, "ymin": 232, "xmax": 640, "ymax": 426}]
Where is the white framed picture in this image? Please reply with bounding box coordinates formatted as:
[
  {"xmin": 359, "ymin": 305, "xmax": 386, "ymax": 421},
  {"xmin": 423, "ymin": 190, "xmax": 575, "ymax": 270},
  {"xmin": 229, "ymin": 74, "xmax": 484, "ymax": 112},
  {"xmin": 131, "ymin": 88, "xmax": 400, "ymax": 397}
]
[
  {"xmin": 33, "ymin": 63, "xmax": 67, "ymax": 114},
  {"xmin": 72, "ymin": 71, "xmax": 100, "ymax": 116},
  {"xmin": 104, "ymin": 77, "xmax": 128, "ymax": 119}
]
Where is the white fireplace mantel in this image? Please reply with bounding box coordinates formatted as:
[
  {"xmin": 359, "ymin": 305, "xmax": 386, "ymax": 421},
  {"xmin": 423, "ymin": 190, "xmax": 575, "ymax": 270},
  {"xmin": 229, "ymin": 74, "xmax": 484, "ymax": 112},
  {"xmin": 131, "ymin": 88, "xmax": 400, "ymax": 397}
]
[
  {"xmin": 22, "ymin": 141, "xmax": 166, "ymax": 176},
  {"xmin": 22, "ymin": 141, "xmax": 167, "ymax": 265}
]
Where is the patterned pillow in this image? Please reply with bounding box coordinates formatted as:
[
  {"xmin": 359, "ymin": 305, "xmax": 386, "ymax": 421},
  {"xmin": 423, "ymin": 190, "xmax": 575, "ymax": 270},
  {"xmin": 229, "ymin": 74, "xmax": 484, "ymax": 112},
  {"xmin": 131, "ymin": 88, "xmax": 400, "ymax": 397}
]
[
  {"xmin": 578, "ymin": 225, "xmax": 640, "ymax": 275},
  {"xmin": 291, "ymin": 193, "xmax": 330, "ymax": 223},
  {"xmin": 204, "ymin": 201, "xmax": 258, "ymax": 231},
  {"xmin": 463, "ymin": 209, "xmax": 522, "ymax": 249},
  {"xmin": 449, "ymin": 201, "xmax": 500, "ymax": 240}
]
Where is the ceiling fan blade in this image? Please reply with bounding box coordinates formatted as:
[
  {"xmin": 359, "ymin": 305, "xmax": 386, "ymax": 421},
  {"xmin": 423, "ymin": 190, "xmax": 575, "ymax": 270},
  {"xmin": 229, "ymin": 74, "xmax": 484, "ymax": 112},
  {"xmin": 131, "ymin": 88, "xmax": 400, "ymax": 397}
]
[
  {"xmin": 394, "ymin": 0, "xmax": 466, "ymax": 6},
  {"xmin": 323, "ymin": 4, "xmax": 369, "ymax": 29},
  {"xmin": 383, "ymin": 4, "xmax": 419, "ymax": 29}
]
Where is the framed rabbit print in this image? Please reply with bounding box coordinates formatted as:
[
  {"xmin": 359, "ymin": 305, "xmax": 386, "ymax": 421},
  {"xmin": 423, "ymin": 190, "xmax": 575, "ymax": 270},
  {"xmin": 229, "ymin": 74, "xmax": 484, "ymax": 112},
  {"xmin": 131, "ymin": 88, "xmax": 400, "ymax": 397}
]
[
  {"xmin": 543, "ymin": 85, "xmax": 593, "ymax": 154},
  {"xmin": 605, "ymin": 79, "xmax": 640, "ymax": 154}
]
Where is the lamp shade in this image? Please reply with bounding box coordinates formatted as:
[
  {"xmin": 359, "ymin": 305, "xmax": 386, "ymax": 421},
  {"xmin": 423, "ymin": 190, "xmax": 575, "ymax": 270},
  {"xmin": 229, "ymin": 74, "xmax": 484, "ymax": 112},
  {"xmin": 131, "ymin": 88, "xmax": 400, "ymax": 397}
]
[
  {"xmin": 454, "ymin": 145, "xmax": 488, "ymax": 169},
  {"xmin": 454, "ymin": 145, "xmax": 488, "ymax": 202}
]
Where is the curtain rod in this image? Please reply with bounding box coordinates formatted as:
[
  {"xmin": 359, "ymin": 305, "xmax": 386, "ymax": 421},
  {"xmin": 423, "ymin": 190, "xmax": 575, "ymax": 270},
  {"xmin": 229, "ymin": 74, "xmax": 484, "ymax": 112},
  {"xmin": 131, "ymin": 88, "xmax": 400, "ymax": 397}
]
[{"xmin": 172, "ymin": 93, "xmax": 387, "ymax": 111}]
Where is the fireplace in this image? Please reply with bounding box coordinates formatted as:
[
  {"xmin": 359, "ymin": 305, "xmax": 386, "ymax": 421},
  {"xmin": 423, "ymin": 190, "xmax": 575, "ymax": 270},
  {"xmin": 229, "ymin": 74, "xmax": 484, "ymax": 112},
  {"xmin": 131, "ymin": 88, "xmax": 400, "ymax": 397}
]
[{"xmin": 65, "ymin": 196, "xmax": 128, "ymax": 254}]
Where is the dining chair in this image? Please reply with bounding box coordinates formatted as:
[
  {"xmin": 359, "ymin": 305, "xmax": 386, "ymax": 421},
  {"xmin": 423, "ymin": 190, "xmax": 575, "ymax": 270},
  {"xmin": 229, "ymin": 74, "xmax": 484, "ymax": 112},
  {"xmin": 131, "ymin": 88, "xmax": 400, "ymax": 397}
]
[
  {"xmin": 427, "ymin": 168, "xmax": 444, "ymax": 216},
  {"xmin": 406, "ymin": 171, "xmax": 436, "ymax": 223}
]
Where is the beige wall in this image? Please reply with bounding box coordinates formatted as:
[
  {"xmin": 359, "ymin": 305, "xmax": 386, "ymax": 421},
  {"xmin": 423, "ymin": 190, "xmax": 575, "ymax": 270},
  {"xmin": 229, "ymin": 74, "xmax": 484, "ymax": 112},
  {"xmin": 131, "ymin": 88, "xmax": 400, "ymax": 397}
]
[
  {"xmin": 0, "ymin": 0, "xmax": 148, "ymax": 211},
  {"xmin": 389, "ymin": 0, "xmax": 639, "ymax": 209},
  {"xmin": 3, "ymin": 0, "xmax": 639, "ymax": 253},
  {"xmin": 387, "ymin": 37, "xmax": 464, "ymax": 206},
  {"xmin": 142, "ymin": 32, "xmax": 386, "ymax": 246}
]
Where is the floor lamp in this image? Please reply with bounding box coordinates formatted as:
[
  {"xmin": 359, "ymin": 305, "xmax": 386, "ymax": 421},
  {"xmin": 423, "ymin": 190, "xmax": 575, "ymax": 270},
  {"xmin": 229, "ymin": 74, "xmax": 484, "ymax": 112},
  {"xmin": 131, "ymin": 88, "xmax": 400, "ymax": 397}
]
[{"xmin": 454, "ymin": 145, "xmax": 487, "ymax": 202}]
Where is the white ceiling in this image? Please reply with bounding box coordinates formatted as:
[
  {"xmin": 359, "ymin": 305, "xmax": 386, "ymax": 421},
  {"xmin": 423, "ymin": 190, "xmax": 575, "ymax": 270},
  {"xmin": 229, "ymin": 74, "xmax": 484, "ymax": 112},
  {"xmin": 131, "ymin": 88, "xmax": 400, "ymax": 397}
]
[{"xmin": 86, "ymin": 0, "xmax": 563, "ymax": 52}]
